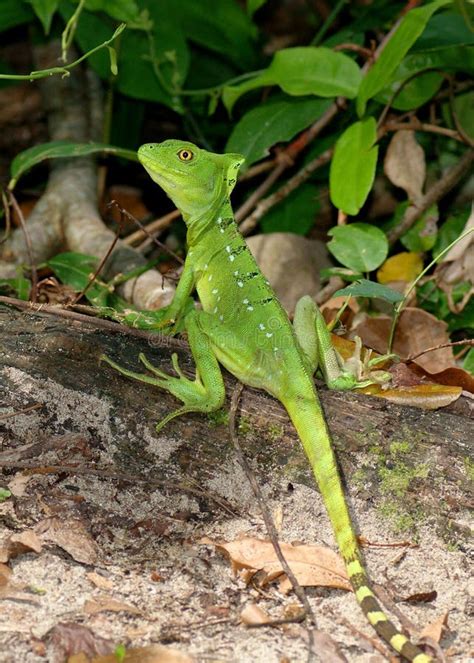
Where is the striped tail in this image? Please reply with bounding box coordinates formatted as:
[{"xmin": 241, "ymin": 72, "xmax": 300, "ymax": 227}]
[{"xmin": 283, "ymin": 390, "xmax": 432, "ymax": 663}]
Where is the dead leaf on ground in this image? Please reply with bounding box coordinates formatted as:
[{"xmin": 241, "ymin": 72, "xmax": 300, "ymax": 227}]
[
  {"xmin": 45, "ymin": 622, "xmax": 114, "ymax": 662},
  {"xmin": 0, "ymin": 529, "xmax": 42, "ymax": 563},
  {"xmin": 0, "ymin": 563, "xmax": 12, "ymax": 586},
  {"xmin": 36, "ymin": 517, "xmax": 98, "ymax": 565},
  {"xmin": 201, "ymin": 536, "xmax": 351, "ymax": 594},
  {"xmin": 240, "ymin": 602, "xmax": 271, "ymax": 625},
  {"xmin": 74, "ymin": 645, "xmax": 195, "ymax": 663},
  {"xmin": 402, "ymin": 590, "xmax": 437, "ymax": 603},
  {"xmin": 362, "ymin": 382, "xmax": 461, "ymax": 409},
  {"xmin": 419, "ymin": 611, "xmax": 449, "ymax": 643},
  {"xmin": 104, "ymin": 185, "xmax": 150, "ymax": 223},
  {"xmin": 355, "ymin": 308, "xmax": 455, "ymax": 373},
  {"xmin": 7, "ymin": 472, "xmax": 32, "ymax": 497},
  {"xmin": 86, "ymin": 571, "xmax": 114, "ymax": 591},
  {"xmin": 377, "ymin": 252, "xmax": 424, "ymax": 285},
  {"xmin": 310, "ymin": 630, "xmax": 349, "ymax": 662},
  {"xmin": 384, "ymin": 130, "xmax": 426, "ymax": 204},
  {"xmin": 84, "ymin": 595, "xmax": 141, "ymax": 616}
]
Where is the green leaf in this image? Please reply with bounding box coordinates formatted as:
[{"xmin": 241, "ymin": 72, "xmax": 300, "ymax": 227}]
[
  {"xmin": 328, "ymin": 223, "xmax": 388, "ymax": 272},
  {"xmin": 247, "ymin": 0, "xmax": 267, "ymax": 17},
  {"xmin": 400, "ymin": 205, "xmax": 438, "ymax": 252},
  {"xmin": 334, "ymin": 279, "xmax": 403, "ymax": 304},
  {"xmin": 451, "ymin": 91, "xmax": 474, "ymax": 141},
  {"xmin": 0, "ymin": 488, "xmax": 11, "ymax": 503},
  {"xmin": 0, "ymin": 0, "xmax": 34, "ymax": 32},
  {"xmin": 226, "ymin": 98, "xmax": 331, "ymax": 168},
  {"xmin": 170, "ymin": 0, "xmax": 257, "ymax": 71},
  {"xmin": 356, "ymin": 0, "xmax": 451, "ymax": 116},
  {"xmin": 223, "ymin": 47, "xmax": 362, "ymax": 113},
  {"xmin": 47, "ymin": 252, "xmax": 112, "ymax": 306},
  {"xmin": 376, "ymin": 71, "xmax": 443, "ymax": 111},
  {"xmin": 9, "ymin": 140, "xmax": 138, "ymax": 189},
  {"xmin": 260, "ymin": 183, "xmax": 319, "ymax": 235},
  {"xmin": 84, "ymin": 0, "xmax": 142, "ymax": 24},
  {"xmin": 0, "ymin": 276, "xmax": 31, "ymax": 300},
  {"xmin": 320, "ymin": 267, "xmax": 363, "ymax": 283},
  {"xmin": 463, "ymin": 347, "xmax": 474, "ymax": 377},
  {"xmin": 433, "ymin": 209, "xmax": 470, "ymax": 257},
  {"xmin": 329, "ymin": 118, "xmax": 378, "ymax": 215},
  {"xmin": 25, "ymin": 0, "xmax": 58, "ymax": 33}
]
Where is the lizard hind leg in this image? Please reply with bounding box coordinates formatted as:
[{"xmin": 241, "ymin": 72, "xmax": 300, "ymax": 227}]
[{"xmin": 104, "ymin": 310, "xmax": 225, "ymax": 433}]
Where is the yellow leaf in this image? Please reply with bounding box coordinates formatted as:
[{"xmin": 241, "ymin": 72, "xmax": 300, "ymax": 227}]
[{"xmin": 377, "ymin": 252, "xmax": 423, "ymax": 284}]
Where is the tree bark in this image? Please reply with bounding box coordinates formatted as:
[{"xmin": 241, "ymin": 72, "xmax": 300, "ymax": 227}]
[{"xmin": 0, "ymin": 303, "xmax": 471, "ymax": 543}]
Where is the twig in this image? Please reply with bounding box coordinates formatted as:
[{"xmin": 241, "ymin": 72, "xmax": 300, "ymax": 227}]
[
  {"xmin": 382, "ymin": 119, "xmax": 465, "ymax": 144},
  {"xmin": 0, "ymin": 403, "xmax": 43, "ymax": 422},
  {"xmin": 228, "ymin": 384, "xmax": 317, "ymax": 628},
  {"xmin": 239, "ymin": 149, "xmax": 332, "ymax": 236},
  {"xmin": 239, "ymin": 159, "xmax": 277, "ymax": 181},
  {"xmin": 0, "ymin": 294, "xmax": 188, "ymax": 349},
  {"xmin": 6, "ymin": 190, "xmax": 38, "ymax": 303},
  {"xmin": 0, "ymin": 460, "xmax": 238, "ymax": 516},
  {"xmin": 123, "ymin": 209, "xmax": 181, "ymax": 246},
  {"xmin": 406, "ymin": 339, "xmax": 474, "ymax": 363},
  {"xmin": 387, "ymin": 149, "xmax": 474, "ymax": 245},
  {"xmin": 71, "ymin": 211, "xmax": 123, "ymax": 305},
  {"xmin": 235, "ymin": 103, "xmax": 340, "ymax": 224},
  {"xmin": 107, "ymin": 201, "xmax": 184, "ymax": 265}
]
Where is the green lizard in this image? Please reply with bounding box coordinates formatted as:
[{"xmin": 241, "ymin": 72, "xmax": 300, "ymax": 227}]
[{"xmin": 102, "ymin": 140, "xmax": 432, "ymax": 663}]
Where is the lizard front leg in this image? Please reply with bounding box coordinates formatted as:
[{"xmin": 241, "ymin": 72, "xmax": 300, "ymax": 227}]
[
  {"xmin": 102, "ymin": 309, "xmax": 225, "ymax": 432},
  {"xmin": 293, "ymin": 295, "xmax": 392, "ymax": 389}
]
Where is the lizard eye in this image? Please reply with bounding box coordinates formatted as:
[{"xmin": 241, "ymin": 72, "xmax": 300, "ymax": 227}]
[{"xmin": 178, "ymin": 149, "xmax": 194, "ymax": 162}]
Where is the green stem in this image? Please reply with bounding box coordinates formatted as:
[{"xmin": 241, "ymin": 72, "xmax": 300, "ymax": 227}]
[
  {"xmin": 387, "ymin": 226, "xmax": 474, "ymax": 352},
  {"xmin": 312, "ymin": 0, "xmax": 348, "ymax": 46},
  {"xmin": 61, "ymin": 0, "xmax": 86, "ymax": 62},
  {"xmin": 0, "ymin": 23, "xmax": 126, "ymax": 81}
]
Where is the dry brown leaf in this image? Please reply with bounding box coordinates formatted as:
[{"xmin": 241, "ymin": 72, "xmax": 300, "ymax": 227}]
[
  {"xmin": 84, "ymin": 595, "xmax": 141, "ymax": 616},
  {"xmin": 46, "ymin": 622, "xmax": 114, "ymax": 660},
  {"xmin": 86, "ymin": 572, "xmax": 114, "ymax": 591},
  {"xmin": 418, "ymin": 611, "xmax": 449, "ymax": 643},
  {"xmin": 104, "ymin": 185, "xmax": 150, "ymax": 222},
  {"xmin": 0, "ymin": 529, "xmax": 42, "ymax": 563},
  {"xmin": 202, "ymin": 536, "xmax": 351, "ymax": 593},
  {"xmin": 86, "ymin": 645, "xmax": 195, "ymax": 663},
  {"xmin": 384, "ymin": 130, "xmax": 426, "ymax": 203},
  {"xmin": 363, "ymin": 383, "xmax": 461, "ymax": 409},
  {"xmin": 240, "ymin": 602, "xmax": 271, "ymax": 625},
  {"xmin": 441, "ymin": 205, "xmax": 473, "ymax": 263},
  {"xmin": 7, "ymin": 473, "xmax": 31, "ymax": 497},
  {"xmin": 0, "ymin": 563, "xmax": 12, "ymax": 586},
  {"xmin": 36, "ymin": 517, "xmax": 99, "ymax": 565},
  {"xmin": 310, "ymin": 630, "xmax": 349, "ymax": 663},
  {"xmin": 355, "ymin": 308, "xmax": 455, "ymax": 373}
]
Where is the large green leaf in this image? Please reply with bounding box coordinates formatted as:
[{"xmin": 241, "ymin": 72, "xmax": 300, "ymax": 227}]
[
  {"xmin": 59, "ymin": 1, "xmax": 189, "ymax": 112},
  {"xmin": 84, "ymin": 0, "xmax": 142, "ymax": 23},
  {"xmin": 226, "ymin": 98, "xmax": 331, "ymax": 168},
  {"xmin": 260, "ymin": 183, "xmax": 319, "ymax": 235},
  {"xmin": 9, "ymin": 140, "xmax": 138, "ymax": 189},
  {"xmin": 223, "ymin": 47, "xmax": 362, "ymax": 113},
  {"xmin": 334, "ymin": 279, "xmax": 403, "ymax": 304},
  {"xmin": 26, "ymin": 0, "xmax": 59, "ymax": 33},
  {"xmin": 167, "ymin": 0, "xmax": 257, "ymax": 71},
  {"xmin": 356, "ymin": 0, "xmax": 451, "ymax": 116},
  {"xmin": 0, "ymin": 0, "xmax": 34, "ymax": 31},
  {"xmin": 328, "ymin": 223, "xmax": 388, "ymax": 272},
  {"xmin": 329, "ymin": 118, "xmax": 378, "ymax": 216}
]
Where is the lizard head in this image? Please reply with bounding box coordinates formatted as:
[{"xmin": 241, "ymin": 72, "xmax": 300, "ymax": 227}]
[{"xmin": 138, "ymin": 140, "xmax": 244, "ymax": 220}]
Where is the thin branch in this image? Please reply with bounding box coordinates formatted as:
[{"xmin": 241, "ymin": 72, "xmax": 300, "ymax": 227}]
[
  {"xmin": 228, "ymin": 384, "xmax": 317, "ymax": 627},
  {"xmin": 123, "ymin": 209, "xmax": 181, "ymax": 246},
  {"xmin": 382, "ymin": 119, "xmax": 466, "ymax": 144},
  {"xmin": 387, "ymin": 149, "xmax": 474, "ymax": 245},
  {"xmin": 406, "ymin": 339, "xmax": 474, "ymax": 363},
  {"xmin": 6, "ymin": 190, "xmax": 38, "ymax": 303},
  {"xmin": 239, "ymin": 149, "xmax": 332, "ymax": 236}
]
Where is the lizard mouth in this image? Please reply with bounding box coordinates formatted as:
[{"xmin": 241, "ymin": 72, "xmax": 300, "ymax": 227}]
[{"xmin": 140, "ymin": 160, "xmax": 177, "ymax": 190}]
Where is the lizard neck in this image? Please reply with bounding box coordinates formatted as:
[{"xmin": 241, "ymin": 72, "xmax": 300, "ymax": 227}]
[{"xmin": 185, "ymin": 198, "xmax": 234, "ymax": 248}]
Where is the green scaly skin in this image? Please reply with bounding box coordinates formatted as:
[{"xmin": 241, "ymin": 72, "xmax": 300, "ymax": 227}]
[{"xmin": 102, "ymin": 140, "xmax": 432, "ymax": 663}]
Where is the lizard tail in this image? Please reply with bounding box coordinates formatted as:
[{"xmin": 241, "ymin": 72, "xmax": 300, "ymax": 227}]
[{"xmin": 284, "ymin": 393, "xmax": 432, "ymax": 663}]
